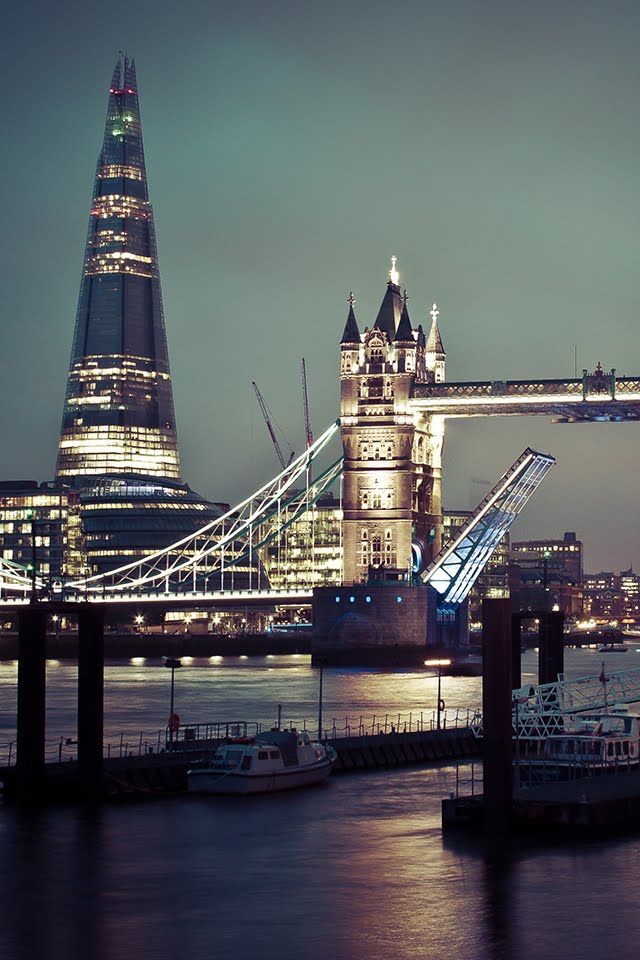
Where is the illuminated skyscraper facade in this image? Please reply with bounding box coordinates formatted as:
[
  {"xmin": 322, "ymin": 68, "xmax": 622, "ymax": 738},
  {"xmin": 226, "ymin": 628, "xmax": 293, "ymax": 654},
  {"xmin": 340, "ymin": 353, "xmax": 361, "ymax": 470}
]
[{"xmin": 56, "ymin": 55, "xmax": 180, "ymax": 485}]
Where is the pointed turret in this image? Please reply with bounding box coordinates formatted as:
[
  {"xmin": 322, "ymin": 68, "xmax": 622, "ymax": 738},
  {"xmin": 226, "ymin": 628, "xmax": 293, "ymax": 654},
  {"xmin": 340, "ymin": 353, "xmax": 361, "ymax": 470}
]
[
  {"xmin": 426, "ymin": 305, "xmax": 445, "ymax": 355},
  {"xmin": 394, "ymin": 295, "xmax": 413, "ymax": 342},
  {"xmin": 56, "ymin": 55, "xmax": 180, "ymax": 485},
  {"xmin": 373, "ymin": 256, "xmax": 404, "ymax": 337},
  {"xmin": 341, "ymin": 294, "xmax": 361, "ymax": 344},
  {"xmin": 425, "ymin": 303, "xmax": 446, "ymax": 383}
]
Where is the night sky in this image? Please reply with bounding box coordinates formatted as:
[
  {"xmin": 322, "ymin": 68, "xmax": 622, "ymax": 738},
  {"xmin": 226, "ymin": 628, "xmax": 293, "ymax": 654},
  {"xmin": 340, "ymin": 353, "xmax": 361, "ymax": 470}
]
[{"xmin": 1, "ymin": 0, "xmax": 639, "ymax": 572}]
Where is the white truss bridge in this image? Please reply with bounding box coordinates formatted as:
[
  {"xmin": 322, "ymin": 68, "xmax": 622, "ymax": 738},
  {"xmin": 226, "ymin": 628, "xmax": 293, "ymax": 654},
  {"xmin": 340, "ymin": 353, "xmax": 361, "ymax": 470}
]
[
  {"xmin": 0, "ymin": 422, "xmax": 554, "ymax": 608},
  {"xmin": 0, "ymin": 420, "xmax": 342, "ymax": 603},
  {"xmin": 471, "ymin": 667, "xmax": 640, "ymax": 740}
]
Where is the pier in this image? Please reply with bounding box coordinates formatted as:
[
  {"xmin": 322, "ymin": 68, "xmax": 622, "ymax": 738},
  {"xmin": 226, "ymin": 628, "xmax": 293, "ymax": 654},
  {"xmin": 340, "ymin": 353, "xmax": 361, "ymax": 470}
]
[{"xmin": 0, "ymin": 722, "xmax": 481, "ymax": 804}]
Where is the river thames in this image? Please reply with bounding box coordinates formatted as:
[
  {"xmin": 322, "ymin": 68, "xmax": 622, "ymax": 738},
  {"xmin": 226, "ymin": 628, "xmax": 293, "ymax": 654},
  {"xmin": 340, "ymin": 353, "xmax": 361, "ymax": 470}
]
[{"xmin": 2, "ymin": 646, "xmax": 640, "ymax": 960}]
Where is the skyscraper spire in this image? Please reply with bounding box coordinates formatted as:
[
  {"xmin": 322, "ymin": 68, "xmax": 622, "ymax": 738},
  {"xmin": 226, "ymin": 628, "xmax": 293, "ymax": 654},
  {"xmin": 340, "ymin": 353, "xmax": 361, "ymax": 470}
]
[{"xmin": 56, "ymin": 56, "xmax": 181, "ymax": 484}]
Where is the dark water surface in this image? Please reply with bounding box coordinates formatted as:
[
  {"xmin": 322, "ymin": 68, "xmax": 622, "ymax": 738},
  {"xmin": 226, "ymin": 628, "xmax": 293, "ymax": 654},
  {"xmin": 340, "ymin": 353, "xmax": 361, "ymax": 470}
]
[{"xmin": 2, "ymin": 646, "xmax": 640, "ymax": 960}]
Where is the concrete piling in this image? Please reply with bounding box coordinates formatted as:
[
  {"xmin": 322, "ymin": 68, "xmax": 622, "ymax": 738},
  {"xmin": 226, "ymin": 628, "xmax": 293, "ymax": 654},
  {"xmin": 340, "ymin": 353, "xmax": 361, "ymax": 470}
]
[
  {"xmin": 16, "ymin": 607, "xmax": 48, "ymax": 803},
  {"xmin": 482, "ymin": 598, "xmax": 513, "ymax": 834},
  {"xmin": 77, "ymin": 605, "xmax": 105, "ymax": 795}
]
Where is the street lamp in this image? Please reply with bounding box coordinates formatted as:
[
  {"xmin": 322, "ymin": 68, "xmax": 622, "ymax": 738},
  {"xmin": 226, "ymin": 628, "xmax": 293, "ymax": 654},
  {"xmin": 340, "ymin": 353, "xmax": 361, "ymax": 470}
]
[
  {"xmin": 543, "ymin": 549, "xmax": 551, "ymax": 609},
  {"xmin": 164, "ymin": 656, "xmax": 182, "ymax": 742},
  {"xmin": 424, "ymin": 658, "xmax": 452, "ymax": 730}
]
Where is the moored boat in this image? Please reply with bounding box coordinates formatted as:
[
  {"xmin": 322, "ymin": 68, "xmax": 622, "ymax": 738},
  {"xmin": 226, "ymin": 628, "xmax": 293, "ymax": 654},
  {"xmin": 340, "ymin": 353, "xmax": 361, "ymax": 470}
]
[{"xmin": 187, "ymin": 730, "xmax": 336, "ymax": 795}]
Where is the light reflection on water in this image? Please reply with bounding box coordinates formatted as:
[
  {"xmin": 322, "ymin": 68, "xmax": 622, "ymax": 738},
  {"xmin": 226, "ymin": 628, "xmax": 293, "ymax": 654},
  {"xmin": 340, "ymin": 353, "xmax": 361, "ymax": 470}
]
[
  {"xmin": 2, "ymin": 766, "xmax": 640, "ymax": 960},
  {"xmin": 1, "ymin": 645, "xmax": 639, "ymax": 747},
  {"xmin": 1, "ymin": 647, "xmax": 640, "ymax": 959}
]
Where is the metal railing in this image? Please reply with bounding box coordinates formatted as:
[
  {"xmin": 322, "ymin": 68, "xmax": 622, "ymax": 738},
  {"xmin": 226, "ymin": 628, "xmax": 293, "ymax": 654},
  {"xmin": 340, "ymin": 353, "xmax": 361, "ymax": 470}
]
[
  {"xmin": 453, "ymin": 761, "xmax": 483, "ymax": 798},
  {"xmin": 516, "ymin": 753, "xmax": 640, "ymax": 790},
  {"xmin": 322, "ymin": 707, "xmax": 479, "ymax": 739},
  {"xmin": 0, "ymin": 706, "xmax": 481, "ymax": 767}
]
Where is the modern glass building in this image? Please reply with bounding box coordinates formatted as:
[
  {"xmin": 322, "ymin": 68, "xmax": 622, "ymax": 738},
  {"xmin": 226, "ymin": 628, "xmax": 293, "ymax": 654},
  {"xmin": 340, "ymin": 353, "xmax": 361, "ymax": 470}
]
[
  {"xmin": 0, "ymin": 481, "xmax": 84, "ymax": 580},
  {"xmin": 56, "ymin": 55, "xmax": 180, "ymax": 484}
]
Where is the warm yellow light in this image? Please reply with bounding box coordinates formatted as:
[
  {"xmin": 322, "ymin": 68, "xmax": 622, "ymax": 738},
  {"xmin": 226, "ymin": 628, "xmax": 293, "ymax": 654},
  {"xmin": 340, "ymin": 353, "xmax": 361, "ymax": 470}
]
[
  {"xmin": 389, "ymin": 254, "xmax": 399, "ymax": 286},
  {"xmin": 424, "ymin": 658, "xmax": 452, "ymax": 667}
]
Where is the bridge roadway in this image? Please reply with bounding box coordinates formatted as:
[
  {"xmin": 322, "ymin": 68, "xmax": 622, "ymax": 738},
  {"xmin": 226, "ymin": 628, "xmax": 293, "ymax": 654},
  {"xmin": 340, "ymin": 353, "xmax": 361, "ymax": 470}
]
[
  {"xmin": 412, "ymin": 373, "xmax": 640, "ymax": 420},
  {"xmin": 0, "ymin": 588, "xmax": 313, "ymax": 610}
]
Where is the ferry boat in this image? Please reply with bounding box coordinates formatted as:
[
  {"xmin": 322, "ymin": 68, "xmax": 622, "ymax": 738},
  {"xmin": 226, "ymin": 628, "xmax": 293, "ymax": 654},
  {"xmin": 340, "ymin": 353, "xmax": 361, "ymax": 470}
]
[
  {"xmin": 187, "ymin": 730, "xmax": 337, "ymax": 795},
  {"xmin": 517, "ymin": 708, "xmax": 640, "ymax": 770}
]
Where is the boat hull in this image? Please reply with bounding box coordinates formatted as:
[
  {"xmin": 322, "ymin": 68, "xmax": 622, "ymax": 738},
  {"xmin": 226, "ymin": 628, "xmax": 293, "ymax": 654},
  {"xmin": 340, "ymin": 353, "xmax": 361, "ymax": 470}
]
[{"xmin": 187, "ymin": 758, "xmax": 334, "ymax": 795}]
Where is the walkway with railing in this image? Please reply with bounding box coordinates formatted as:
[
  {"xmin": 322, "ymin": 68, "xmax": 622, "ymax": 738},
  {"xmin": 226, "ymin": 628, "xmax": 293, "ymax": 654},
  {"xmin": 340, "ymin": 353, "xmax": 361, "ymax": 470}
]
[{"xmin": 0, "ymin": 707, "xmax": 481, "ymax": 768}]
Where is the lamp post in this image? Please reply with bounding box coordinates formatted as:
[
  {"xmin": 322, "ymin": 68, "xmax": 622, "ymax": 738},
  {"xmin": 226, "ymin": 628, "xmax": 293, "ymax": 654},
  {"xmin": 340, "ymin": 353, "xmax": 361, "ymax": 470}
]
[
  {"xmin": 424, "ymin": 658, "xmax": 452, "ymax": 730},
  {"xmin": 164, "ymin": 656, "xmax": 182, "ymax": 742},
  {"xmin": 543, "ymin": 549, "xmax": 551, "ymax": 610}
]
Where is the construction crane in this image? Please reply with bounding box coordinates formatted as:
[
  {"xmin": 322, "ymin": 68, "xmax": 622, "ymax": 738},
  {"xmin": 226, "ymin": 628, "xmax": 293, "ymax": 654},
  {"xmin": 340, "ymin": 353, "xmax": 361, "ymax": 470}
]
[
  {"xmin": 252, "ymin": 381, "xmax": 294, "ymax": 470},
  {"xmin": 301, "ymin": 358, "xmax": 313, "ymax": 449}
]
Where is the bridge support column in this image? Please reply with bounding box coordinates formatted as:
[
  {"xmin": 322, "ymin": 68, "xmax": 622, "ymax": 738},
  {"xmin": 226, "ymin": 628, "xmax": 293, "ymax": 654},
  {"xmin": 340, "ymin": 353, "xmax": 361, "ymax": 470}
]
[
  {"xmin": 16, "ymin": 607, "xmax": 47, "ymax": 803},
  {"xmin": 77, "ymin": 606, "xmax": 105, "ymax": 797},
  {"xmin": 482, "ymin": 598, "xmax": 513, "ymax": 834},
  {"xmin": 538, "ymin": 611, "xmax": 564, "ymax": 685}
]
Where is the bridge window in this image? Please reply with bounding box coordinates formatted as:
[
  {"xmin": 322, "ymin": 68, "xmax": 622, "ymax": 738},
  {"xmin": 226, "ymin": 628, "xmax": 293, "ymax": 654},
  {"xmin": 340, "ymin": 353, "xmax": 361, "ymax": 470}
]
[
  {"xmin": 368, "ymin": 378, "xmax": 384, "ymax": 399},
  {"xmin": 373, "ymin": 443, "xmax": 381, "ymax": 460},
  {"xmin": 386, "ymin": 442, "xmax": 394, "ymax": 459},
  {"xmin": 384, "ymin": 379, "xmax": 394, "ymax": 398},
  {"xmin": 372, "ymin": 492, "xmax": 382, "ymax": 509},
  {"xmin": 335, "ymin": 596, "xmax": 341, "ymax": 603},
  {"xmin": 350, "ymin": 596, "xmax": 355, "ymax": 603},
  {"xmin": 359, "ymin": 442, "xmax": 369, "ymax": 460},
  {"xmin": 385, "ymin": 491, "xmax": 394, "ymax": 509},
  {"xmin": 385, "ymin": 529, "xmax": 393, "ymax": 541},
  {"xmin": 361, "ymin": 491, "xmax": 370, "ymax": 509},
  {"xmin": 396, "ymin": 596, "xmax": 402, "ymax": 604}
]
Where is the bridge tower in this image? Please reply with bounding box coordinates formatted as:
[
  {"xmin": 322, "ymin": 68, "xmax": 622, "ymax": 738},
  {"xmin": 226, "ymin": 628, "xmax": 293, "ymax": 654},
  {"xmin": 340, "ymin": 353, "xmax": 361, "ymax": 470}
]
[{"xmin": 339, "ymin": 259, "xmax": 446, "ymax": 584}]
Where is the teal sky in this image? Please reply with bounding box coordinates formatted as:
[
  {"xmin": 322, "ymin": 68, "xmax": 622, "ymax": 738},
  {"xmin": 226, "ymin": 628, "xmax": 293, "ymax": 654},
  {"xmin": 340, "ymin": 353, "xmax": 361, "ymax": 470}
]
[{"xmin": 1, "ymin": 0, "xmax": 639, "ymax": 571}]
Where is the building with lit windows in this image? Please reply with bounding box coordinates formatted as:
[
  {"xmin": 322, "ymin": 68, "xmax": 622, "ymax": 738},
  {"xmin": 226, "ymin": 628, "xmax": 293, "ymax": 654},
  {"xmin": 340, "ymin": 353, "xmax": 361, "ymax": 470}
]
[
  {"xmin": 78, "ymin": 477, "xmax": 222, "ymax": 577},
  {"xmin": 619, "ymin": 568, "xmax": 640, "ymax": 622},
  {"xmin": 509, "ymin": 531, "xmax": 583, "ymax": 615},
  {"xmin": 261, "ymin": 491, "xmax": 342, "ymax": 590},
  {"xmin": 582, "ymin": 570, "xmax": 640, "ymax": 624},
  {"xmin": 0, "ymin": 482, "xmax": 83, "ymax": 581},
  {"xmin": 56, "ymin": 54, "xmax": 180, "ymax": 485}
]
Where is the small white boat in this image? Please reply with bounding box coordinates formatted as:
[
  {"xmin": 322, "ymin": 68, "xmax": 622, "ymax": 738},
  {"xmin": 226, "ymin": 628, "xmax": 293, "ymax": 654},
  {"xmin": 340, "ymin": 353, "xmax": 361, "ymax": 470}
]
[{"xmin": 187, "ymin": 730, "xmax": 336, "ymax": 795}]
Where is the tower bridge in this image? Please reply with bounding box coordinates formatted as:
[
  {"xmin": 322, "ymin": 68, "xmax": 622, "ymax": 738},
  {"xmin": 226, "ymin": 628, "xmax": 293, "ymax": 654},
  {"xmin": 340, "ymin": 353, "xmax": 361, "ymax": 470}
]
[
  {"xmin": 3, "ymin": 258, "xmax": 640, "ymax": 665},
  {"xmin": 413, "ymin": 371, "xmax": 640, "ymax": 420}
]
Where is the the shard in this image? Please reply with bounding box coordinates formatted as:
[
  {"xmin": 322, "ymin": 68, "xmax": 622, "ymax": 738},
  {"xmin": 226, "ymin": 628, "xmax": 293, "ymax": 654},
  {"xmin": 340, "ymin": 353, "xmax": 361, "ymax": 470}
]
[{"xmin": 56, "ymin": 54, "xmax": 181, "ymax": 485}]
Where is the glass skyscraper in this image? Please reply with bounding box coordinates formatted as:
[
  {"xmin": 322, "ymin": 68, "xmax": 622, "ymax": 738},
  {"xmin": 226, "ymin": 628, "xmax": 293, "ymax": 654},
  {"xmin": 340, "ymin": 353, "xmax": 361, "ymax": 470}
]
[{"xmin": 56, "ymin": 55, "xmax": 180, "ymax": 485}]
